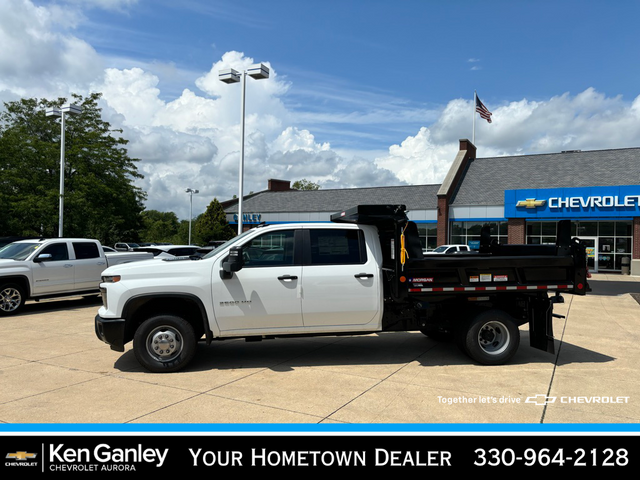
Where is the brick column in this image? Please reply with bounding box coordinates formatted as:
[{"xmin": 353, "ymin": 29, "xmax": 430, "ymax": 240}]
[
  {"xmin": 436, "ymin": 139, "xmax": 477, "ymax": 246},
  {"xmin": 508, "ymin": 218, "xmax": 526, "ymax": 244},
  {"xmin": 633, "ymin": 217, "xmax": 640, "ymax": 259},
  {"xmin": 436, "ymin": 198, "xmax": 449, "ymax": 246}
]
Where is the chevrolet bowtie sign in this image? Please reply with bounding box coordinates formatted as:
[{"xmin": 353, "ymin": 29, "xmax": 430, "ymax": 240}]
[
  {"xmin": 516, "ymin": 198, "xmax": 546, "ymax": 209},
  {"xmin": 505, "ymin": 186, "xmax": 640, "ymax": 219}
]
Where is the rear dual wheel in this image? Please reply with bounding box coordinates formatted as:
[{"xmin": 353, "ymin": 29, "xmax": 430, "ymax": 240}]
[{"xmin": 457, "ymin": 310, "xmax": 520, "ymax": 365}]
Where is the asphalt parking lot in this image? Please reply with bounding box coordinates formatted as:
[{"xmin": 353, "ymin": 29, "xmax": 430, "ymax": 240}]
[{"xmin": 0, "ymin": 273, "xmax": 639, "ymax": 427}]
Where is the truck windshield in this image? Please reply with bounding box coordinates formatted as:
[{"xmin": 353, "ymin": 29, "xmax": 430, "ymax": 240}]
[
  {"xmin": 201, "ymin": 230, "xmax": 253, "ymax": 260},
  {"xmin": 0, "ymin": 242, "xmax": 41, "ymax": 260}
]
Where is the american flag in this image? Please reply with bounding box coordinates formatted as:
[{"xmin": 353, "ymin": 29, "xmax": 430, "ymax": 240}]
[{"xmin": 475, "ymin": 95, "xmax": 492, "ymax": 123}]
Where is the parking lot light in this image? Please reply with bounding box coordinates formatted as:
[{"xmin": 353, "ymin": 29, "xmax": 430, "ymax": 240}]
[
  {"xmin": 46, "ymin": 103, "xmax": 83, "ymax": 237},
  {"xmin": 186, "ymin": 188, "xmax": 199, "ymax": 245},
  {"xmin": 218, "ymin": 62, "xmax": 270, "ymax": 235}
]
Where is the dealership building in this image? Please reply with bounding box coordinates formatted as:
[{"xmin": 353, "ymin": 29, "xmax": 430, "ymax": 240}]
[{"xmin": 223, "ymin": 139, "xmax": 640, "ymax": 274}]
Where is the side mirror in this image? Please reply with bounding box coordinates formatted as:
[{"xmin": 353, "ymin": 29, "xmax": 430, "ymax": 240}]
[
  {"xmin": 221, "ymin": 246, "xmax": 244, "ymax": 278},
  {"xmin": 34, "ymin": 253, "xmax": 53, "ymax": 263}
]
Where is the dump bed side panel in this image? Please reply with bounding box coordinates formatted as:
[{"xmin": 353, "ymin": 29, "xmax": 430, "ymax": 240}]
[{"xmin": 405, "ymin": 251, "xmax": 586, "ymax": 296}]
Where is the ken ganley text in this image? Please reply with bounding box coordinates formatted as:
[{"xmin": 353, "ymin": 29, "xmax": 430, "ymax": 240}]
[
  {"xmin": 190, "ymin": 448, "xmax": 452, "ymax": 467},
  {"xmin": 49, "ymin": 444, "xmax": 167, "ymax": 471}
]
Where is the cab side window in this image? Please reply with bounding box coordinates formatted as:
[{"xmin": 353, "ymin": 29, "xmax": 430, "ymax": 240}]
[
  {"xmin": 40, "ymin": 243, "xmax": 69, "ymax": 261},
  {"xmin": 73, "ymin": 242, "xmax": 100, "ymax": 259},
  {"xmin": 242, "ymin": 230, "xmax": 295, "ymax": 267},
  {"xmin": 309, "ymin": 229, "xmax": 366, "ymax": 265}
]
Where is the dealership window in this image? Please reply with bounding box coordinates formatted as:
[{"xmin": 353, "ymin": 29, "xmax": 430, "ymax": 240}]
[
  {"xmin": 526, "ymin": 221, "xmax": 558, "ymax": 245},
  {"xmin": 526, "ymin": 220, "xmax": 632, "ymax": 271},
  {"xmin": 450, "ymin": 221, "xmax": 508, "ymax": 248},
  {"xmin": 417, "ymin": 223, "xmax": 438, "ymax": 251}
]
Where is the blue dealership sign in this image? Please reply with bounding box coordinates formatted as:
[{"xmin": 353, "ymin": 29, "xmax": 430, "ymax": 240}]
[{"xmin": 505, "ymin": 185, "xmax": 640, "ymax": 219}]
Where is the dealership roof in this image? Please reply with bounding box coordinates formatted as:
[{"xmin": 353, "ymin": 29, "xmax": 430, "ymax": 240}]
[
  {"xmin": 450, "ymin": 147, "xmax": 640, "ymax": 206},
  {"xmin": 224, "ymin": 183, "xmax": 441, "ymax": 213}
]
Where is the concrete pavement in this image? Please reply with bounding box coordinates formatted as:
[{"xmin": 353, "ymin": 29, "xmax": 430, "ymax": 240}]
[{"xmin": 0, "ymin": 280, "xmax": 638, "ymax": 427}]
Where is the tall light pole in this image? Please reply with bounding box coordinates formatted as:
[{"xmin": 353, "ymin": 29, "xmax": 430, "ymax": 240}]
[
  {"xmin": 46, "ymin": 103, "xmax": 82, "ymax": 237},
  {"xmin": 186, "ymin": 188, "xmax": 199, "ymax": 245},
  {"xmin": 219, "ymin": 63, "xmax": 270, "ymax": 235}
]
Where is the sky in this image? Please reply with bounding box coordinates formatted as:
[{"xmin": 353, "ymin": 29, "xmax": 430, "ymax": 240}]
[{"xmin": 2, "ymin": 0, "xmax": 640, "ymax": 220}]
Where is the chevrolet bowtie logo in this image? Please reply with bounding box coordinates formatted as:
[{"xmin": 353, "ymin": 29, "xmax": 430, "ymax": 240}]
[
  {"xmin": 516, "ymin": 198, "xmax": 546, "ymax": 209},
  {"xmin": 525, "ymin": 394, "xmax": 556, "ymax": 406},
  {"xmin": 6, "ymin": 451, "xmax": 37, "ymax": 460}
]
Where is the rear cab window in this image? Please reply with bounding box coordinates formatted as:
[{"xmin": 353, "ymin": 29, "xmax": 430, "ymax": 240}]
[
  {"xmin": 308, "ymin": 229, "xmax": 367, "ymax": 265},
  {"xmin": 73, "ymin": 242, "xmax": 100, "ymax": 259}
]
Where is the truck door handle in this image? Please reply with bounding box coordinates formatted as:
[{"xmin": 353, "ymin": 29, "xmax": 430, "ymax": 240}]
[
  {"xmin": 278, "ymin": 275, "xmax": 298, "ymax": 281},
  {"xmin": 354, "ymin": 273, "xmax": 374, "ymax": 279}
]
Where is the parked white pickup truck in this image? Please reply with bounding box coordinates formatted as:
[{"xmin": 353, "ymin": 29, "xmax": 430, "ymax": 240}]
[
  {"xmin": 0, "ymin": 238, "xmax": 153, "ymax": 316},
  {"xmin": 95, "ymin": 205, "xmax": 588, "ymax": 373}
]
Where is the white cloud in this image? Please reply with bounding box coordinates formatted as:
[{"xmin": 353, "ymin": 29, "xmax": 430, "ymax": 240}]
[
  {"xmin": 271, "ymin": 127, "xmax": 330, "ymax": 154},
  {"xmin": 375, "ymin": 89, "xmax": 640, "ymax": 187},
  {"xmin": 0, "ymin": 0, "xmax": 102, "ymax": 98},
  {"xmin": 375, "ymin": 127, "xmax": 458, "ymax": 185},
  {"xmin": 3, "ymin": 1, "xmax": 640, "ymax": 221},
  {"xmin": 99, "ymin": 68, "xmax": 165, "ymax": 126}
]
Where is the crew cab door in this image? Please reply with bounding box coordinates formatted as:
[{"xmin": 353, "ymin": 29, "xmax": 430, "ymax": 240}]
[
  {"xmin": 72, "ymin": 241, "xmax": 105, "ymax": 290},
  {"xmin": 300, "ymin": 227, "xmax": 381, "ymax": 329},
  {"xmin": 212, "ymin": 229, "xmax": 303, "ymax": 333},
  {"xmin": 31, "ymin": 242, "xmax": 75, "ymax": 295}
]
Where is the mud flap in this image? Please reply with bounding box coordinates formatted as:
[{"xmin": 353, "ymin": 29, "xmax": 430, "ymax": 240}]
[{"xmin": 528, "ymin": 294, "xmax": 555, "ymax": 354}]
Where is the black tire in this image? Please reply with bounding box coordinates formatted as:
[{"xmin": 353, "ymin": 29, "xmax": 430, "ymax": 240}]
[
  {"xmin": 0, "ymin": 283, "xmax": 26, "ymax": 316},
  {"xmin": 133, "ymin": 314, "xmax": 197, "ymax": 372},
  {"xmin": 457, "ymin": 310, "xmax": 520, "ymax": 365}
]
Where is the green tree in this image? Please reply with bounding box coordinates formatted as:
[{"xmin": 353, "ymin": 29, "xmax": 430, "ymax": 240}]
[
  {"xmin": 193, "ymin": 198, "xmax": 235, "ymax": 245},
  {"xmin": 139, "ymin": 210, "xmax": 180, "ymax": 243},
  {"xmin": 292, "ymin": 178, "xmax": 320, "ymax": 190},
  {"xmin": 173, "ymin": 219, "xmax": 192, "ymax": 245},
  {"xmin": 0, "ymin": 93, "xmax": 146, "ymax": 244}
]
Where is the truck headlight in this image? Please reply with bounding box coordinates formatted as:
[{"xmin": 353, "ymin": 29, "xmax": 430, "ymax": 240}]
[{"xmin": 101, "ymin": 275, "xmax": 121, "ymax": 283}]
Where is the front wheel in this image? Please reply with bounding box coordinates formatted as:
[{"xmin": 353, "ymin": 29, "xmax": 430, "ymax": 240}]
[
  {"xmin": 133, "ymin": 315, "xmax": 197, "ymax": 372},
  {"xmin": 457, "ymin": 310, "xmax": 520, "ymax": 365},
  {"xmin": 0, "ymin": 283, "xmax": 26, "ymax": 316}
]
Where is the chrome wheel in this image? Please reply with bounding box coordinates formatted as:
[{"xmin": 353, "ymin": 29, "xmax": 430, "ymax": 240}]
[
  {"xmin": 0, "ymin": 285, "xmax": 23, "ymax": 314},
  {"xmin": 134, "ymin": 314, "xmax": 198, "ymax": 372},
  {"xmin": 145, "ymin": 326, "xmax": 184, "ymax": 363}
]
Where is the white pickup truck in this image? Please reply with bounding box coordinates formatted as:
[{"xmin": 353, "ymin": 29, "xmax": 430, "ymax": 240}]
[
  {"xmin": 0, "ymin": 238, "xmax": 153, "ymax": 316},
  {"xmin": 95, "ymin": 205, "xmax": 588, "ymax": 373}
]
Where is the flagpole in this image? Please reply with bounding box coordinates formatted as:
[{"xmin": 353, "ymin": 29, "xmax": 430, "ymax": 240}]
[{"xmin": 472, "ymin": 90, "xmax": 476, "ymax": 145}]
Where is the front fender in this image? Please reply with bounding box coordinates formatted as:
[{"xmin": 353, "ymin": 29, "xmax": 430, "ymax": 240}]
[{"xmin": 121, "ymin": 292, "xmax": 213, "ymax": 345}]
